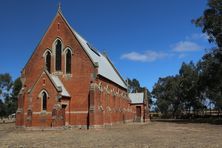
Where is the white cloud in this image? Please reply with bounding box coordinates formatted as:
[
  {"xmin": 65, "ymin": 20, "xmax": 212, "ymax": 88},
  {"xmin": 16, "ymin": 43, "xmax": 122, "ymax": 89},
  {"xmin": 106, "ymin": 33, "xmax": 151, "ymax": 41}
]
[
  {"xmin": 121, "ymin": 50, "xmax": 171, "ymax": 62},
  {"xmin": 121, "ymin": 33, "xmax": 206, "ymax": 62},
  {"xmin": 178, "ymin": 53, "xmax": 187, "ymax": 59},
  {"xmin": 172, "ymin": 41, "xmax": 202, "ymax": 52},
  {"xmin": 185, "ymin": 33, "xmax": 209, "ymax": 41}
]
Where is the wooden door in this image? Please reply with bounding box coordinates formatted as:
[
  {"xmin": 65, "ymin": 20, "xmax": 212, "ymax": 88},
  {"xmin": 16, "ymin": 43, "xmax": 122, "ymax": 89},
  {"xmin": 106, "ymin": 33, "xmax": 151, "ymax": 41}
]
[
  {"xmin": 61, "ymin": 105, "xmax": 66, "ymax": 126},
  {"xmin": 136, "ymin": 106, "xmax": 141, "ymax": 122}
]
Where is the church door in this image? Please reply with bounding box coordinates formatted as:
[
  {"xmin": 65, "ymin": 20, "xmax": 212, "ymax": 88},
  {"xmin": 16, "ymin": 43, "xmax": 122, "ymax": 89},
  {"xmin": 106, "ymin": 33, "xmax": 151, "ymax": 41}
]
[
  {"xmin": 136, "ymin": 106, "xmax": 141, "ymax": 122},
  {"xmin": 61, "ymin": 105, "xmax": 66, "ymax": 126}
]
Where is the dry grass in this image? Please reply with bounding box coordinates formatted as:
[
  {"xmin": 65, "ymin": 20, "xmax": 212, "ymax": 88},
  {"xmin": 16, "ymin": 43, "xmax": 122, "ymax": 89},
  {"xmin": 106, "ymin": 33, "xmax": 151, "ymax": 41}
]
[{"xmin": 0, "ymin": 121, "xmax": 222, "ymax": 148}]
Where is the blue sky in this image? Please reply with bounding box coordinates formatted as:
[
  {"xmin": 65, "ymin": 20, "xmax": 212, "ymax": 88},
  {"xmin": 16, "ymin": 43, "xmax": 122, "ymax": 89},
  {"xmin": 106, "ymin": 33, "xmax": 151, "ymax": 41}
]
[{"xmin": 0, "ymin": 0, "xmax": 214, "ymax": 91}]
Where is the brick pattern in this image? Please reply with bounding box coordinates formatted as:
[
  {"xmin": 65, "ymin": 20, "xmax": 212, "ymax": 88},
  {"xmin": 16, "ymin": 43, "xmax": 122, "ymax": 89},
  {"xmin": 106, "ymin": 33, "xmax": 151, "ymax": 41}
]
[{"xmin": 16, "ymin": 11, "xmax": 148, "ymax": 128}]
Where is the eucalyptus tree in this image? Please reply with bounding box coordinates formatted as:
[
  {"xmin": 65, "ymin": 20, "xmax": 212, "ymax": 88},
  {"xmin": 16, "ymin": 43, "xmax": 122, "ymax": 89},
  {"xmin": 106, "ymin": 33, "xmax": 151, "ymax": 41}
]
[{"xmin": 194, "ymin": 0, "xmax": 222, "ymax": 112}]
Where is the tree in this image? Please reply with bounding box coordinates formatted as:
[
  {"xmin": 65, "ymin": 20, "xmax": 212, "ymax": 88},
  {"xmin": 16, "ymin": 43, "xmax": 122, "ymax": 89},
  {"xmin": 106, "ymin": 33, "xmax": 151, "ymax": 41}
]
[
  {"xmin": 197, "ymin": 50, "xmax": 222, "ymax": 111},
  {"xmin": 146, "ymin": 89, "xmax": 153, "ymax": 108},
  {"xmin": 126, "ymin": 78, "xmax": 143, "ymax": 93},
  {"xmin": 152, "ymin": 76, "xmax": 182, "ymax": 118},
  {"xmin": 179, "ymin": 62, "xmax": 204, "ymax": 114},
  {"xmin": 0, "ymin": 99, "xmax": 6, "ymax": 118},
  {"xmin": 126, "ymin": 78, "xmax": 153, "ymax": 107},
  {"xmin": 5, "ymin": 77, "xmax": 22, "ymax": 115},
  {"xmin": 0, "ymin": 74, "xmax": 22, "ymax": 117},
  {"xmin": 0, "ymin": 73, "xmax": 13, "ymax": 97},
  {"xmin": 193, "ymin": 0, "xmax": 222, "ymax": 47},
  {"xmin": 152, "ymin": 61, "xmax": 205, "ymax": 118},
  {"xmin": 194, "ymin": 0, "xmax": 222, "ymax": 112},
  {"xmin": 152, "ymin": 0, "xmax": 222, "ymax": 118},
  {"xmin": 0, "ymin": 73, "xmax": 13, "ymax": 117}
]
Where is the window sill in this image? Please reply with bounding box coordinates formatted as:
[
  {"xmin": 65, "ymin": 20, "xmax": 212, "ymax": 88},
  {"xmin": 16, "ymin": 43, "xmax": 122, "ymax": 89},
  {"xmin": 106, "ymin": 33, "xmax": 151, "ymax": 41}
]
[
  {"xmin": 53, "ymin": 71, "xmax": 63, "ymax": 75},
  {"xmin": 63, "ymin": 74, "xmax": 72, "ymax": 80},
  {"xmin": 40, "ymin": 110, "xmax": 47, "ymax": 115}
]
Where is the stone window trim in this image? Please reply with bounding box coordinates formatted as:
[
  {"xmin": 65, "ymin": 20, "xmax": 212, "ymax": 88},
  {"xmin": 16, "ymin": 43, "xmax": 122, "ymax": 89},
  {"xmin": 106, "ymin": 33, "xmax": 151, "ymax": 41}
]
[
  {"xmin": 38, "ymin": 89, "xmax": 49, "ymax": 111},
  {"xmin": 42, "ymin": 49, "xmax": 52, "ymax": 58},
  {"xmin": 42, "ymin": 49, "xmax": 52, "ymax": 73},
  {"xmin": 63, "ymin": 46, "xmax": 73, "ymax": 55},
  {"xmin": 52, "ymin": 37, "xmax": 64, "ymax": 73},
  {"xmin": 64, "ymin": 47, "xmax": 73, "ymax": 75}
]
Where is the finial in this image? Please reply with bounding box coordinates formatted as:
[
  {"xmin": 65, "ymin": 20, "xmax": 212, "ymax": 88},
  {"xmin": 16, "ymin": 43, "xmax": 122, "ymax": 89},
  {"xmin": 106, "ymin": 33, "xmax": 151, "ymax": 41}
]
[
  {"xmin": 58, "ymin": 1, "xmax": 62, "ymax": 12},
  {"xmin": 102, "ymin": 50, "xmax": 107, "ymax": 56}
]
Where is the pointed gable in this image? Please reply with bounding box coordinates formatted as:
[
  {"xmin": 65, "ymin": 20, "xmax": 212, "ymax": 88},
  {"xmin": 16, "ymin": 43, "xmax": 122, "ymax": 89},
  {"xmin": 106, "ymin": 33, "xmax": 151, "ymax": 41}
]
[
  {"xmin": 29, "ymin": 70, "xmax": 70, "ymax": 97},
  {"xmin": 129, "ymin": 93, "xmax": 144, "ymax": 104},
  {"xmin": 58, "ymin": 10, "xmax": 128, "ymax": 89},
  {"xmin": 23, "ymin": 8, "xmax": 127, "ymax": 89}
]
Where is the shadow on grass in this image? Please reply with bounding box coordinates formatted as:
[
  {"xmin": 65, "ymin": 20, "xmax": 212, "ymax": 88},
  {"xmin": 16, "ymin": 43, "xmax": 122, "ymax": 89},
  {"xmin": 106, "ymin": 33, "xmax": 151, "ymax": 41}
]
[{"xmin": 151, "ymin": 118, "xmax": 222, "ymax": 125}]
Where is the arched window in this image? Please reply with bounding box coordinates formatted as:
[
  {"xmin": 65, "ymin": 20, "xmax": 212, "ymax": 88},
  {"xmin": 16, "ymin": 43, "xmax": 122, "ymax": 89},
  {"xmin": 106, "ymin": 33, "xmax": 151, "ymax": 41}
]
[
  {"xmin": 66, "ymin": 49, "xmax": 71, "ymax": 74},
  {"xmin": 42, "ymin": 91, "xmax": 47, "ymax": 111},
  {"xmin": 55, "ymin": 40, "xmax": 62, "ymax": 71},
  {"xmin": 45, "ymin": 51, "xmax": 51, "ymax": 73}
]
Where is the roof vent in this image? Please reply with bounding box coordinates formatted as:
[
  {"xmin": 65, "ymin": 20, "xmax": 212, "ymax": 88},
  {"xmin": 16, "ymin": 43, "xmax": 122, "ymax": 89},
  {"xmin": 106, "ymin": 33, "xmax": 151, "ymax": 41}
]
[
  {"xmin": 57, "ymin": 86, "xmax": 62, "ymax": 92},
  {"xmin": 87, "ymin": 43, "xmax": 100, "ymax": 56}
]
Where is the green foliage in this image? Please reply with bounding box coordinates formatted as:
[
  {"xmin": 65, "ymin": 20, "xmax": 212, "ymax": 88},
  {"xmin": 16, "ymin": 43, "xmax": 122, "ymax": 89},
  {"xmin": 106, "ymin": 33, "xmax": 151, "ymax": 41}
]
[
  {"xmin": 0, "ymin": 99, "xmax": 6, "ymax": 117},
  {"xmin": 0, "ymin": 73, "xmax": 13, "ymax": 97},
  {"xmin": 0, "ymin": 74, "xmax": 22, "ymax": 117},
  {"xmin": 152, "ymin": 62, "xmax": 205, "ymax": 118},
  {"xmin": 126, "ymin": 78, "xmax": 143, "ymax": 93},
  {"xmin": 12, "ymin": 77, "xmax": 22, "ymax": 97},
  {"xmin": 193, "ymin": 0, "xmax": 222, "ymax": 47},
  {"xmin": 4, "ymin": 77, "xmax": 22, "ymax": 115},
  {"xmin": 153, "ymin": 0, "xmax": 222, "ymax": 119},
  {"xmin": 194, "ymin": 0, "xmax": 222, "ymax": 110},
  {"xmin": 152, "ymin": 75, "xmax": 182, "ymax": 118},
  {"xmin": 197, "ymin": 49, "xmax": 222, "ymax": 109},
  {"xmin": 0, "ymin": 73, "xmax": 13, "ymax": 117},
  {"xmin": 179, "ymin": 62, "xmax": 204, "ymax": 111},
  {"xmin": 147, "ymin": 89, "xmax": 153, "ymax": 108},
  {"xmin": 126, "ymin": 78, "xmax": 153, "ymax": 107}
]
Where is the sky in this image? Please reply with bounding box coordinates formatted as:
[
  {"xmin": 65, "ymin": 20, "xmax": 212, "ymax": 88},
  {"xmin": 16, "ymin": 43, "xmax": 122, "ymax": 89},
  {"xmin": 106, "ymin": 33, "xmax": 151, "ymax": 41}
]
[{"xmin": 0, "ymin": 0, "xmax": 214, "ymax": 91}]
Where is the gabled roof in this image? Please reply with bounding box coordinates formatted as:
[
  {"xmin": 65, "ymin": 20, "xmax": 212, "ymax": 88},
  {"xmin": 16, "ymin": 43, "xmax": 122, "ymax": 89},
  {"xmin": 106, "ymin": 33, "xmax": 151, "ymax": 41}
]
[
  {"xmin": 29, "ymin": 70, "xmax": 70, "ymax": 97},
  {"xmin": 58, "ymin": 10, "xmax": 127, "ymax": 89},
  {"xmin": 73, "ymin": 32, "xmax": 127, "ymax": 89},
  {"xmin": 129, "ymin": 93, "xmax": 144, "ymax": 104},
  {"xmin": 23, "ymin": 8, "xmax": 127, "ymax": 90},
  {"xmin": 50, "ymin": 75, "xmax": 70, "ymax": 97}
]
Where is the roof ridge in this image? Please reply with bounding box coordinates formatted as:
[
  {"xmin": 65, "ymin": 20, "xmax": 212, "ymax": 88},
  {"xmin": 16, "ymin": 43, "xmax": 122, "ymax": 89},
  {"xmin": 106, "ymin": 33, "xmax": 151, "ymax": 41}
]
[
  {"xmin": 22, "ymin": 11, "xmax": 61, "ymax": 72},
  {"xmin": 24, "ymin": 8, "xmax": 127, "ymax": 90},
  {"xmin": 68, "ymin": 25, "xmax": 127, "ymax": 89},
  {"xmin": 57, "ymin": 11, "xmax": 97, "ymax": 67}
]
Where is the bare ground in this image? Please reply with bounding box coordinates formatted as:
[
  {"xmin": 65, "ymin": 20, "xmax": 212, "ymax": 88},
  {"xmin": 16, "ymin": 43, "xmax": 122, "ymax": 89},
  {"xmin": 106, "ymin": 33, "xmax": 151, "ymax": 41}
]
[{"xmin": 0, "ymin": 121, "xmax": 222, "ymax": 148}]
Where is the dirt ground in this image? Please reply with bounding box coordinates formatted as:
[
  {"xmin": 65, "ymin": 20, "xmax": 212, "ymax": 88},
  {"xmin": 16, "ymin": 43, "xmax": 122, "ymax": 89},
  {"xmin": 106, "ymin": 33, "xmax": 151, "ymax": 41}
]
[{"xmin": 0, "ymin": 121, "xmax": 222, "ymax": 148}]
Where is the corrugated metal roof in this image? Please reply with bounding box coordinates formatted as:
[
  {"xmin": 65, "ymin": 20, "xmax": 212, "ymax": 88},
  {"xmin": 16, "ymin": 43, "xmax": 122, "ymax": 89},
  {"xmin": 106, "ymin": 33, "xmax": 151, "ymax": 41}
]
[
  {"xmin": 58, "ymin": 11, "xmax": 127, "ymax": 89},
  {"xmin": 50, "ymin": 75, "xmax": 70, "ymax": 97},
  {"xmin": 129, "ymin": 93, "xmax": 144, "ymax": 104},
  {"xmin": 73, "ymin": 31, "xmax": 127, "ymax": 89}
]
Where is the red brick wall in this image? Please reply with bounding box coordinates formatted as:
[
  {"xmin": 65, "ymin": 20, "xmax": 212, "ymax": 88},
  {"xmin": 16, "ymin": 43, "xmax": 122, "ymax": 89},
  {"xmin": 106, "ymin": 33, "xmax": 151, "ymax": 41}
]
[
  {"xmin": 29, "ymin": 72, "xmax": 58, "ymax": 127},
  {"xmin": 16, "ymin": 12, "xmax": 95, "ymax": 127},
  {"xmin": 130, "ymin": 103, "xmax": 149, "ymax": 122},
  {"xmin": 88, "ymin": 76, "xmax": 136, "ymax": 127},
  {"xmin": 16, "ymin": 11, "xmax": 145, "ymax": 128}
]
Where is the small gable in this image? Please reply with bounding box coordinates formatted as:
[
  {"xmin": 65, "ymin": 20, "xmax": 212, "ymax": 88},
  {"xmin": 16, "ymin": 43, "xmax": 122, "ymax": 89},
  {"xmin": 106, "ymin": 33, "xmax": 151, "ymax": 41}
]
[
  {"xmin": 129, "ymin": 93, "xmax": 144, "ymax": 104},
  {"xmin": 29, "ymin": 70, "xmax": 70, "ymax": 97}
]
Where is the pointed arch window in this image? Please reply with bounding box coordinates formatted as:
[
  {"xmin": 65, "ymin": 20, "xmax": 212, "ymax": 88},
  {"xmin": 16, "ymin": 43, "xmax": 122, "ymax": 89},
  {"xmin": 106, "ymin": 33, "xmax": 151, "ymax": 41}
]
[
  {"xmin": 66, "ymin": 49, "xmax": 72, "ymax": 74},
  {"xmin": 55, "ymin": 40, "xmax": 62, "ymax": 71},
  {"xmin": 42, "ymin": 91, "xmax": 47, "ymax": 111},
  {"xmin": 45, "ymin": 51, "xmax": 51, "ymax": 73}
]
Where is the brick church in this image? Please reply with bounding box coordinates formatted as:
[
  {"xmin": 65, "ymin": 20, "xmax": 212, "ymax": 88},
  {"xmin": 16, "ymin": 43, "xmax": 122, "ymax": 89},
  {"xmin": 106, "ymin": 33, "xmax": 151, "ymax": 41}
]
[{"xmin": 16, "ymin": 6, "xmax": 149, "ymax": 128}]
